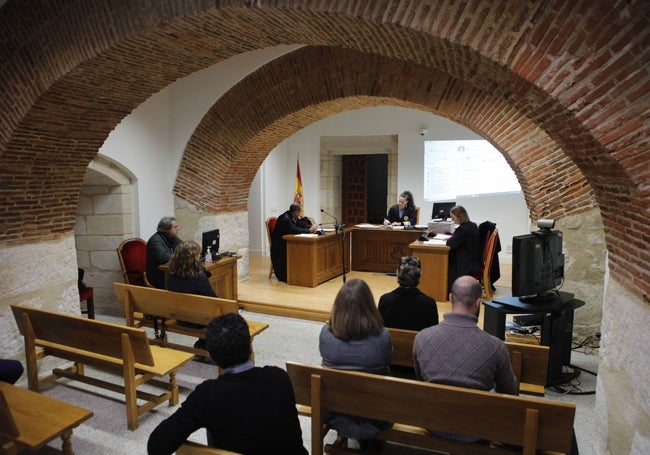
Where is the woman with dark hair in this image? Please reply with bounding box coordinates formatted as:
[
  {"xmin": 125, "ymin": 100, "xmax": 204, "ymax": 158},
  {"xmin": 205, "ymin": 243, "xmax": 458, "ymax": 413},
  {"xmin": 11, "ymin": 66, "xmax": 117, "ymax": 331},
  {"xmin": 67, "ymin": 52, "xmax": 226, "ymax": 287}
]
[
  {"xmin": 446, "ymin": 205, "xmax": 481, "ymax": 290},
  {"xmin": 378, "ymin": 256, "xmax": 439, "ymax": 331},
  {"xmin": 167, "ymin": 240, "xmax": 216, "ymax": 298},
  {"xmin": 384, "ymin": 190, "xmax": 416, "ymax": 226},
  {"xmin": 319, "ymin": 278, "xmax": 392, "ymax": 447}
]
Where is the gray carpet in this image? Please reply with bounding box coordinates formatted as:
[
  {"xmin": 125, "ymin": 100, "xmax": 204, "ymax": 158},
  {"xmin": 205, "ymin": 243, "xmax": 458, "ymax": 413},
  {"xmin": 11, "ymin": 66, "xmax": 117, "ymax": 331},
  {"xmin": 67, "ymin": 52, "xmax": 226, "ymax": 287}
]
[{"xmin": 14, "ymin": 310, "xmax": 599, "ymax": 454}]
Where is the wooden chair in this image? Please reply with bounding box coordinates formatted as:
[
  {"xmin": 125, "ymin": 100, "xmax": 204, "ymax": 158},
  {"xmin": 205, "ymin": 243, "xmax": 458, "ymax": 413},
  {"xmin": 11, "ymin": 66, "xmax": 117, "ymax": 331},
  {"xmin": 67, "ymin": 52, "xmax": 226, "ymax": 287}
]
[
  {"xmin": 414, "ymin": 206, "xmax": 420, "ymax": 225},
  {"xmin": 481, "ymin": 228, "xmax": 499, "ymax": 300},
  {"xmin": 116, "ymin": 238, "xmax": 152, "ymax": 287},
  {"xmin": 265, "ymin": 217, "xmax": 277, "ymax": 278}
]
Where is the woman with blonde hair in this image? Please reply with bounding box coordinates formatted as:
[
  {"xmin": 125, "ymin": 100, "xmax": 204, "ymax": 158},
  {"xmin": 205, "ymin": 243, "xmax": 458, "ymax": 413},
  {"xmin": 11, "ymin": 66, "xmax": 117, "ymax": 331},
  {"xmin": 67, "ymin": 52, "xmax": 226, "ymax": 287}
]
[
  {"xmin": 168, "ymin": 240, "xmax": 216, "ymax": 298},
  {"xmin": 319, "ymin": 278, "xmax": 392, "ymax": 447}
]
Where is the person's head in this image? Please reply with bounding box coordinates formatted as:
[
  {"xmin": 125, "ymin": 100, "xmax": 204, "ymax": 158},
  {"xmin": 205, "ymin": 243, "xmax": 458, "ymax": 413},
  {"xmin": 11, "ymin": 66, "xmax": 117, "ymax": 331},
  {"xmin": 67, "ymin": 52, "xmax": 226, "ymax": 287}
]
[
  {"xmin": 328, "ymin": 278, "xmax": 383, "ymax": 340},
  {"xmin": 398, "ymin": 191, "xmax": 415, "ymax": 209},
  {"xmin": 289, "ymin": 204, "xmax": 302, "ymax": 218},
  {"xmin": 157, "ymin": 216, "xmax": 179, "ymax": 238},
  {"xmin": 450, "ymin": 205, "xmax": 469, "ymax": 224},
  {"xmin": 168, "ymin": 240, "xmax": 203, "ymax": 278},
  {"xmin": 206, "ymin": 313, "xmax": 252, "ymax": 368},
  {"xmin": 449, "ymin": 275, "xmax": 482, "ymax": 316},
  {"xmin": 397, "ymin": 256, "xmax": 421, "ymax": 287}
]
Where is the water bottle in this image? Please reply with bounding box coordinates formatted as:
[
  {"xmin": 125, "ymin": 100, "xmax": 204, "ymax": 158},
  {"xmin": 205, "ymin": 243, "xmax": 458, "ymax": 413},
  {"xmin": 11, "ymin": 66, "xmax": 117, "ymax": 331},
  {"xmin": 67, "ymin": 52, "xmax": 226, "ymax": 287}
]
[{"xmin": 205, "ymin": 246, "xmax": 212, "ymax": 264}]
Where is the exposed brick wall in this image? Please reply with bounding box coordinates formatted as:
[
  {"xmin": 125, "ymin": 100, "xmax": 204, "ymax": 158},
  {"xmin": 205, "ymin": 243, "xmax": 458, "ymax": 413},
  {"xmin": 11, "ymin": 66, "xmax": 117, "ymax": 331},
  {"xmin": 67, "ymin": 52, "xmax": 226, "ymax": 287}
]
[{"xmin": 0, "ymin": 1, "xmax": 648, "ymax": 299}]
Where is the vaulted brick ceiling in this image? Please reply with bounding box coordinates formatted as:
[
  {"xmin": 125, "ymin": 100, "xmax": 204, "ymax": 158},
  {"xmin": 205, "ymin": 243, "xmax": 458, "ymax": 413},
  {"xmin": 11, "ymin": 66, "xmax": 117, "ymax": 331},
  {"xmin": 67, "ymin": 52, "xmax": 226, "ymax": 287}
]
[{"xmin": 0, "ymin": 1, "xmax": 647, "ymax": 296}]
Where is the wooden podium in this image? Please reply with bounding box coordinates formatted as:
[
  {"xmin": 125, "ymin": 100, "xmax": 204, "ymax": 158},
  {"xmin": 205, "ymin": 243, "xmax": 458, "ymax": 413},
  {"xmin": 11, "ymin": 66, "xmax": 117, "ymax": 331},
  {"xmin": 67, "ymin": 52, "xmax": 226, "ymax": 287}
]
[
  {"xmin": 285, "ymin": 231, "xmax": 350, "ymax": 287},
  {"xmin": 351, "ymin": 227, "xmax": 422, "ymax": 273},
  {"xmin": 409, "ymin": 240, "xmax": 450, "ymax": 301}
]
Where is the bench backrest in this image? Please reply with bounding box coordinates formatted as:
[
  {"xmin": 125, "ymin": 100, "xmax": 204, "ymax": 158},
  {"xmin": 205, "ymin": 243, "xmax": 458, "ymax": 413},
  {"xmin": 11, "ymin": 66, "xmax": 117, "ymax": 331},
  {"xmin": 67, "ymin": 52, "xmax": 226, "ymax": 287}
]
[
  {"xmin": 387, "ymin": 327, "xmax": 549, "ymax": 385},
  {"xmin": 11, "ymin": 305, "xmax": 154, "ymax": 366},
  {"xmin": 286, "ymin": 361, "xmax": 575, "ymax": 454},
  {"xmin": 506, "ymin": 341, "xmax": 549, "ymax": 389},
  {"xmin": 113, "ymin": 282, "xmax": 239, "ymax": 326}
]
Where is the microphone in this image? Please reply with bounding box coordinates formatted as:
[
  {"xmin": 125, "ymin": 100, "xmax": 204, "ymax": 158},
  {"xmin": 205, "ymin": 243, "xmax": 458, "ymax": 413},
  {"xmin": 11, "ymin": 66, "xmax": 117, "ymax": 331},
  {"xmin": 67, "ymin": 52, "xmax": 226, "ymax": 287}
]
[{"xmin": 320, "ymin": 209, "xmax": 344, "ymax": 232}]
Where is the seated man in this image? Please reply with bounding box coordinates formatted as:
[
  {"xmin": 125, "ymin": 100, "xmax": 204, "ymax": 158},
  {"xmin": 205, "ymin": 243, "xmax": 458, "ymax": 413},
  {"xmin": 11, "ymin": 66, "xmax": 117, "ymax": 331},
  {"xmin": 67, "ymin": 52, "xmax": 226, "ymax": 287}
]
[
  {"xmin": 378, "ymin": 256, "xmax": 438, "ymax": 331},
  {"xmin": 146, "ymin": 216, "xmax": 181, "ymax": 289},
  {"xmin": 147, "ymin": 313, "xmax": 308, "ymax": 455},
  {"xmin": 413, "ymin": 275, "xmax": 518, "ymax": 442},
  {"xmin": 413, "ymin": 276, "xmax": 579, "ymax": 453}
]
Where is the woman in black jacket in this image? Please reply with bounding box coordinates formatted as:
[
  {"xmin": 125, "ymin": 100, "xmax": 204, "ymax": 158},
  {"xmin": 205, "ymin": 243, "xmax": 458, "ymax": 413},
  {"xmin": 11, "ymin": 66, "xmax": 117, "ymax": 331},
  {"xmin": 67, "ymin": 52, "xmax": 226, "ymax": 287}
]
[{"xmin": 446, "ymin": 205, "xmax": 481, "ymax": 291}]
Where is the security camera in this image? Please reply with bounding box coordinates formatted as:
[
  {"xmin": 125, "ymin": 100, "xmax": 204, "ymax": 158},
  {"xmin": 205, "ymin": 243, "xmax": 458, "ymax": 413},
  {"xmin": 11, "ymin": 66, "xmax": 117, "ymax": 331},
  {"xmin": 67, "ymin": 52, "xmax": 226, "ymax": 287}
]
[
  {"xmin": 537, "ymin": 219, "xmax": 555, "ymax": 231},
  {"xmin": 420, "ymin": 128, "xmax": 428, "ymax": 136}
]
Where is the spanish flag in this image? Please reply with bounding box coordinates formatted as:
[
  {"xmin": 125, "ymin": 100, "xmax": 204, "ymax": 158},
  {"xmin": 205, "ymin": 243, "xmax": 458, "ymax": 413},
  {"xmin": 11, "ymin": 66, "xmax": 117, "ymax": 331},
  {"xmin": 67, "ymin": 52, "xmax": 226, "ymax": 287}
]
[{"xmin": 293, "ymin": 156, "xmax": 304, "ymax": 216}]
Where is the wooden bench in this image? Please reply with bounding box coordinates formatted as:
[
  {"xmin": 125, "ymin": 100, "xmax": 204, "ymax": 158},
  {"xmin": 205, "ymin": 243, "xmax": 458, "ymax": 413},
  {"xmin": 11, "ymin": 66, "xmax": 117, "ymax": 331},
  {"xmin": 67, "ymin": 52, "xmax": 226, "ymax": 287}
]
[
  {"xmin": 113, "ymin": 283, "xmax": 269, "ymax": 359},
  {"xmin": 10, "ymin": 305, "xmax": 194, "ymax": 431},
  {"xmin": 387, "ymin": 327, "xmax": 549, "ymax": 396},
  {"xmin": 286, "ymin": 361, "xmax": 576, "ymax": 455},
  {"xmin": 0, "ymin": 383, "xmax": 93, "ymax": 455}
]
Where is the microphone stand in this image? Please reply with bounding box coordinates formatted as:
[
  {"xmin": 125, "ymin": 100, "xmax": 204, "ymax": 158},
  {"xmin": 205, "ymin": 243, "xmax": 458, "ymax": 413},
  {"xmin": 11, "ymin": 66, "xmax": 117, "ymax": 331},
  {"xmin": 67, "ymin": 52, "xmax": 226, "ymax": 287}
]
[{"xmin": 321, "ymin": 209, "xmax": 347, "ymax": 283}]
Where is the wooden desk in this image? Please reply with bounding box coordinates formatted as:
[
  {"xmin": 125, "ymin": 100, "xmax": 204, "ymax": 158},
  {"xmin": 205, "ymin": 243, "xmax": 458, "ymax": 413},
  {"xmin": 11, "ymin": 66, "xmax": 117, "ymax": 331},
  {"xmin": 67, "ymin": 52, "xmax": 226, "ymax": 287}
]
[
  {"xmin": 0, "ymin": 382, "xmax": 93, "ymax": 455},
  {"xmin": 285, "ymin": 231, "xmax": 350, "ymax": 287},
  {"xmin": 160, "ymin": 255, "xmax": 240, "ymax": 300},
  {"xmin": 351, "ymin": 227, "xmax": 422, "ymax": 273},
  {"xmin": 408, "ymin": 240, "xmax": 450, "ymax": 301}
]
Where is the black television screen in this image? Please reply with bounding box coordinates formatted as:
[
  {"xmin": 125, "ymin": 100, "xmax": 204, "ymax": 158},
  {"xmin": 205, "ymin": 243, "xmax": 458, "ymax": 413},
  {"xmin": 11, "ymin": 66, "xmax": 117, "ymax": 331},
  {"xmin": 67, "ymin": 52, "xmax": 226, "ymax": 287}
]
[
  {"xmin": 431, "ymin": 201, "xmax": 456, "ymax": 220},
  {"xmin": 201, "ymin": 229, "xmax": 220, "ymax": 256},
  {"xmin": 511, "ymin": 229, "xmax": 564, "ymax": 301}
]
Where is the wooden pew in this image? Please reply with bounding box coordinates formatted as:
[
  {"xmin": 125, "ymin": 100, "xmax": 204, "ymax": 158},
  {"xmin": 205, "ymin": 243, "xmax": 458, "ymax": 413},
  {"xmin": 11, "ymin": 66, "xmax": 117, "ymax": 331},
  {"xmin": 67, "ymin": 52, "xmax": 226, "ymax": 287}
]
[
  {"xmin": 0, "ymin": 383, "xmax": 93, "ymax": 455},
  {"xmin": 113, "ymin": 283, "xmax": 269, "ymax": 359},
  {"xmin": 10, "ymin": 305, "xmax": 194, "ymax": 431},
  {"xmin": 286, "ymin": 361, "xmax": 576, "ymax": 455},
  {"xmin": 387, "ymin": 327, "xmax": 549, "ymax": 396}
]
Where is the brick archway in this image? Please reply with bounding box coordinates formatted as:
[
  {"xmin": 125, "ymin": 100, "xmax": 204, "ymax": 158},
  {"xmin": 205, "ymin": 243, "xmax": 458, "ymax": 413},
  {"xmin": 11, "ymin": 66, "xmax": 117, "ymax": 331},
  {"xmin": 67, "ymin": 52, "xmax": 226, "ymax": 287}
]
[{"xmin": 0, "ymin": 0, "xmax": 647, "ymax": 297}]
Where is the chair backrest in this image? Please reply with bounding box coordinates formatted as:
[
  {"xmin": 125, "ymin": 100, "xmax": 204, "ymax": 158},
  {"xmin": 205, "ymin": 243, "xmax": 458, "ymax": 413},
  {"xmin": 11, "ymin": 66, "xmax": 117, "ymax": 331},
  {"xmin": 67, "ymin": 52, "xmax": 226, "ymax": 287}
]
[
  {"xmin": 482, "ymin": 228, "xmax": 499, "ymax": 299},
  {"xmin": 414, "ymin": 206, "xmax": 420, "ymax": 225},
  {"xmin": 117, "ymin": 238, "xmax": 149, "ymax": 286},
  {"xmin": 265, "ymin": 217, "xmax": 277, "ymax": 247}
]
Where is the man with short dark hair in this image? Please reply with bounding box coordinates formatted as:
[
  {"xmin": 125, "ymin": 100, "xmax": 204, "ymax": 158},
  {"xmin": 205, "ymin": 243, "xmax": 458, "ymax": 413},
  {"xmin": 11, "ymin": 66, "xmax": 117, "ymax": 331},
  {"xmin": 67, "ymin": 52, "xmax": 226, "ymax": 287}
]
[
  {"xmin": 270, "ymin": 203, "xmax": 317, "ymax": 282},
  {"xmin": 147, "ymin": 313, "xmax": 307, "ymax": 455},
  {"xmin": 146, "ymin": 216, "xmax": 181, "ymax": 288}
]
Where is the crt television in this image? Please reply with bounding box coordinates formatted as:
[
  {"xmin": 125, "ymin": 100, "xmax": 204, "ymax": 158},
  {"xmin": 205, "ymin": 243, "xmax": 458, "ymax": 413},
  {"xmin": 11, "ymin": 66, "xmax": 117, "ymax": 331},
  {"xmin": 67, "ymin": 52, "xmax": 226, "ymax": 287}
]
[
  {"xmin": 511, "ymin": 223, "xmax": 564, "ymax": 302},
  {"xmin": 201, "ymin": 229, "xmax": 220, "ymax": 257},
  {"xmin": 431, "ymin": 201, "xmax": 456, "ymax": 220}
]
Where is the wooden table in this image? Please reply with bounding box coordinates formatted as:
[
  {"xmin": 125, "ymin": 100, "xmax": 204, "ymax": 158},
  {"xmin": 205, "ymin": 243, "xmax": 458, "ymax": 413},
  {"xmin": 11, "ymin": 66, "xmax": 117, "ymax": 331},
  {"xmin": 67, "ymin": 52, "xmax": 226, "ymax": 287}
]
[
  {"xmin": 351, "ymin": 227, "xmax": 423, "ymax": 273},
  {"xmin": 285, "ymin": 231, "xmax": 351, "ymax": 287},
  {"xmin": 0, "ymin": 382, "xmax": 93, "ymax": 455},
  {"xmin": 409, "ymin": 240, "xmax": 450, "ymax": 301},
  {"xmin": 160, "ymin": 255, "xmax": 240, "ymax": 300}
]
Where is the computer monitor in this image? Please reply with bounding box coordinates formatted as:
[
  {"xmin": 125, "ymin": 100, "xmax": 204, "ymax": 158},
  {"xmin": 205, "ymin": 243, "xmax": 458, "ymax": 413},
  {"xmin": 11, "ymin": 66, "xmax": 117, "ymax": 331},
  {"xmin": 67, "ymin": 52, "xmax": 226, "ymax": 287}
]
[
  {"xmin": 201, "ymin": 229, "xmax": 220, "ymax": 256},
  {"xmin": 431, "ymin": 201, "xmax": 455, "ymax": 220}
]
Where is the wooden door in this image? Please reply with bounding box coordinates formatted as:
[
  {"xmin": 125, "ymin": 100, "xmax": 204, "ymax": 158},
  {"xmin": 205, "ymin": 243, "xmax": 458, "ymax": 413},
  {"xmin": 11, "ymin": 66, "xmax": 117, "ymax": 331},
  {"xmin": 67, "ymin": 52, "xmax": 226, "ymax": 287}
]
[{"xmin": 342, "ymin": 155, "xmax": 367, "ymax": 225}]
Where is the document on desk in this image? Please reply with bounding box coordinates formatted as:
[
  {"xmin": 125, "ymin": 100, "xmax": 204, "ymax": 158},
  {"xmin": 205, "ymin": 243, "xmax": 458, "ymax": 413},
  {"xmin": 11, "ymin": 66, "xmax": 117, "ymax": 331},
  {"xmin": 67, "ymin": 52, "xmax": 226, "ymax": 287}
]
[
  {"xmin": 433, "ymin": 233, "xmax": 452, "ymax": 240},
  {"xmin": 355, "ymin": 223, "xmax": 380, "ymax": 228},
  {"xmin": 424, "ymin": 239, "xmax": 447, "ymax": 245},
  {"xmin": 296, "ymin": 233, "xmax": 319, "ymax": 237}
]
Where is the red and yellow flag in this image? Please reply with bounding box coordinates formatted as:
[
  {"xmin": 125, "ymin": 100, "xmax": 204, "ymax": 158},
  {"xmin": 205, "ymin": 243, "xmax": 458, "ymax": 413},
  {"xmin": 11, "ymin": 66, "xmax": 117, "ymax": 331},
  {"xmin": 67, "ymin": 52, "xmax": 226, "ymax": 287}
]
[{"xmin": 293, "ymin": 157, "xmax": 304, "ymax": 215}]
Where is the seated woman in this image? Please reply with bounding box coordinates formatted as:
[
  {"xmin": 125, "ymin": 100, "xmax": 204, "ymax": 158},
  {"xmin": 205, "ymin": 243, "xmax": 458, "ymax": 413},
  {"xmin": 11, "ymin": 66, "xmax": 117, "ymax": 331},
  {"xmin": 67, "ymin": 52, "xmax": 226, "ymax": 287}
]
[
  {"xmin": 319, "ymin": 278, "xmax": 392, "ymax": 448},
  {"xmin": 378, "ymin": 256, "xmax": 438, "ymax": 331},
  {"xmin": 167, "ymin": 240, "xmax": 216, "ymax": 298},
  {"xmin": 168, "ymin": 240, "xmax": 216, "ymax": 352}
]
